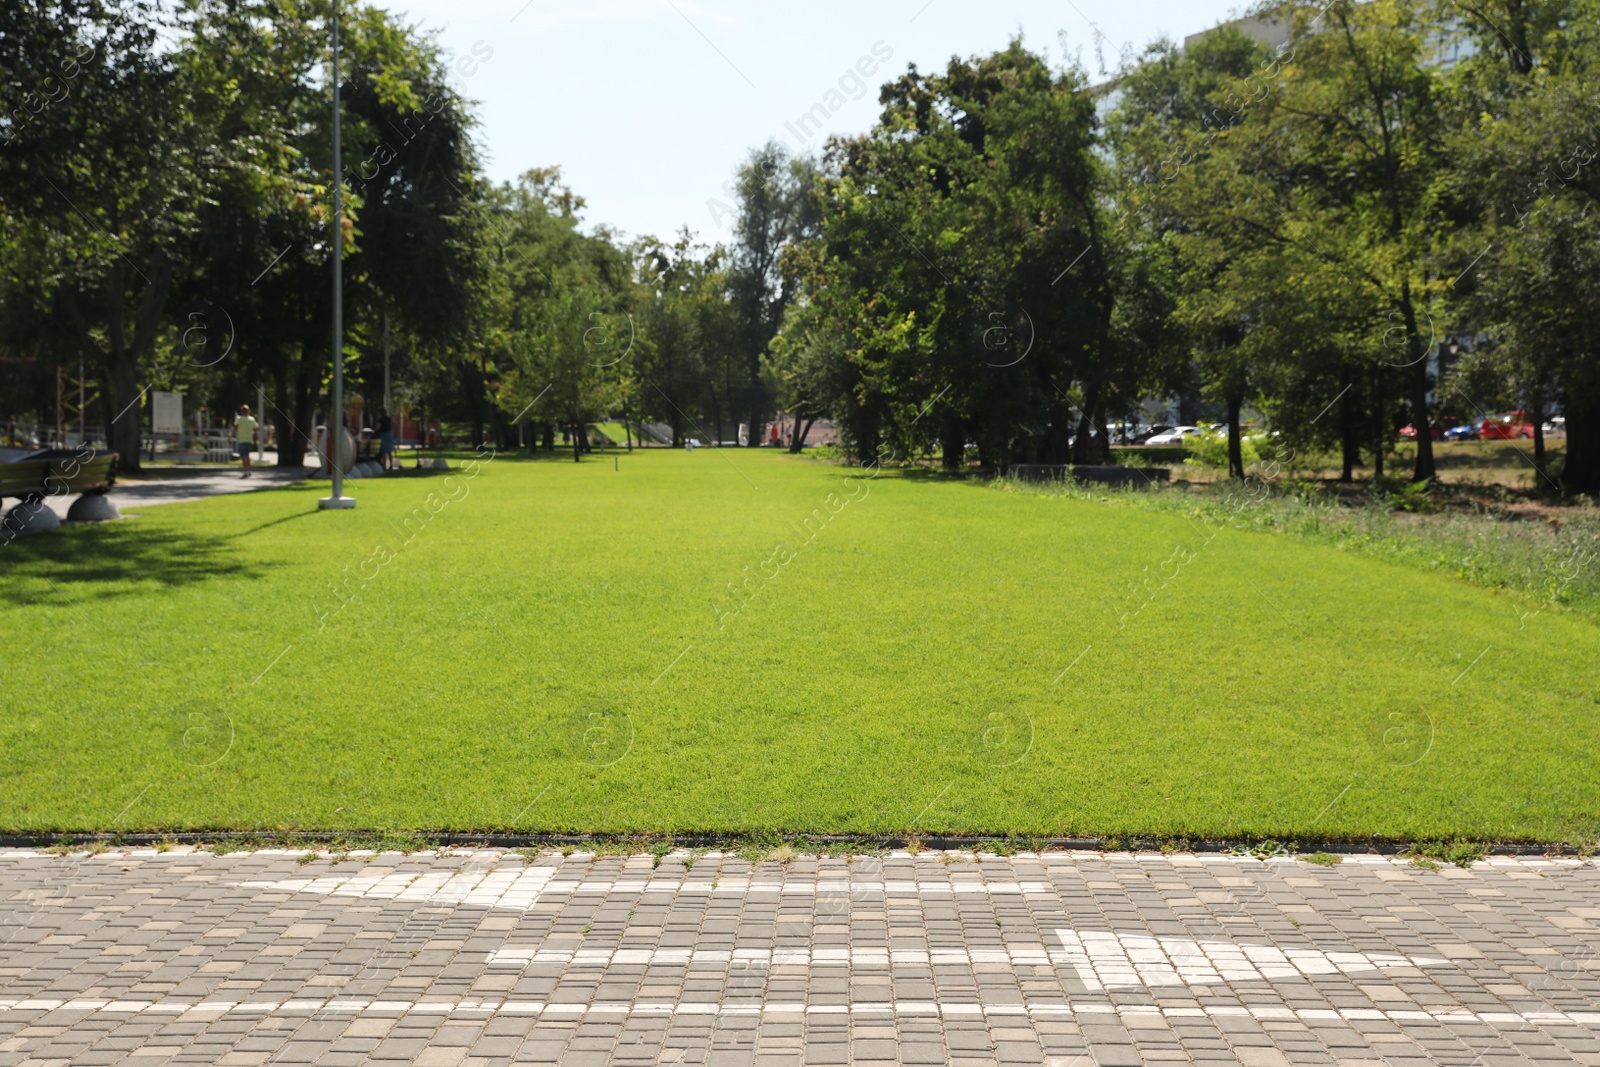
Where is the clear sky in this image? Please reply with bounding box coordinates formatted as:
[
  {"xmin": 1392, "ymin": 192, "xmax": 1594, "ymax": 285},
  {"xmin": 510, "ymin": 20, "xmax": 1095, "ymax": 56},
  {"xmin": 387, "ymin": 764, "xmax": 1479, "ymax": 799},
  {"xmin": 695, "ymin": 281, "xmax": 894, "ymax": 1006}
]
[{"xmin": 372, "ymin": 0, "xmax": 1249, "ymax": 244}]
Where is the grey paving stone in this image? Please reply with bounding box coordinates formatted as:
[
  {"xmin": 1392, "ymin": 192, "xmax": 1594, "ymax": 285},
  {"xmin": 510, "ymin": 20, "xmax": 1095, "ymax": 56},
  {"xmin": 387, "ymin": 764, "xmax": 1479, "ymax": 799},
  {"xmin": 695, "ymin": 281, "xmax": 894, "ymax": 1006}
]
[{"xmin": 6, "ymin": 850, "xmax": 1600, "ymax": 1065}]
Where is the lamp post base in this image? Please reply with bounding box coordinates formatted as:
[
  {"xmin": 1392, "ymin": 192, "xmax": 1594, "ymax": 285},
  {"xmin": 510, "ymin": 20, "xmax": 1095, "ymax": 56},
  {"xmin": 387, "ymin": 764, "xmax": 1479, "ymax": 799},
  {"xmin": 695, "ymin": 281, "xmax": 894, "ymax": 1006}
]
[{"xmin": 318, "ymin": 495, "xmax": 358, "ymax": 510}]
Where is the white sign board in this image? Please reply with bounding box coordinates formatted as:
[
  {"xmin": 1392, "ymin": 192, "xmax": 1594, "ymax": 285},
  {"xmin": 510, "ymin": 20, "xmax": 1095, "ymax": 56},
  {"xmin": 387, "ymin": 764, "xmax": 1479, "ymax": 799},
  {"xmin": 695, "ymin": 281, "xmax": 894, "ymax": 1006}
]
[{"xmin": 152, "ymin": 391, "xmax": 183, "ymax": 435}]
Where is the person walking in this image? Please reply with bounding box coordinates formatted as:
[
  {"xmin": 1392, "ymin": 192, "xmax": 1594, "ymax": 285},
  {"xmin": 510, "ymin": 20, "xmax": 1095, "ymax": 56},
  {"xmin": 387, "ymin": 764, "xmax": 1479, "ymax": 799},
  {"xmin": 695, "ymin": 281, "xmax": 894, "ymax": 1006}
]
[
  {"xmin": 234, "ymin": 404, "xmax": 259, "ymax": 478},
  {"xmin": 377, "ymin": 408, "xmax": 395, "ymax": 471}
]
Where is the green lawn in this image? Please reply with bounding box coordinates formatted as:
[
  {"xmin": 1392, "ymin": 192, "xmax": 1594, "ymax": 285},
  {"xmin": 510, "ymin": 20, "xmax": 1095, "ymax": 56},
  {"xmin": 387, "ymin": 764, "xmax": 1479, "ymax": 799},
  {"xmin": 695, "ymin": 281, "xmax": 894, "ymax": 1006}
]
[{"xmin": 3, "ymin": 447, "xmax": 1597, "ymax": 844}]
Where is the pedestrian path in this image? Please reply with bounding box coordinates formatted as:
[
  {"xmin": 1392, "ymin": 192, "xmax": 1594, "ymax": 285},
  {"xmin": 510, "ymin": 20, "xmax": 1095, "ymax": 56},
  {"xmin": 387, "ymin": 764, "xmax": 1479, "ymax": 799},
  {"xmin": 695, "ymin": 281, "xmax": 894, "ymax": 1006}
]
[
  {"xmin": 1, "ymin": 847, "xmax": 1597, "ymax": 1064},
  {"xmin": 36, "ymin": 465, "xmax": 311, "ymax": 520}
]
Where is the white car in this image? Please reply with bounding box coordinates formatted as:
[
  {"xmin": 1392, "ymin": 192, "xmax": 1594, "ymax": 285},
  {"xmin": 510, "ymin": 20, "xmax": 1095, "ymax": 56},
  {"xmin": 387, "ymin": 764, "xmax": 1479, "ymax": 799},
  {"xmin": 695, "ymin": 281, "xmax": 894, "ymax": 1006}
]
[{"xmin": 1145, "ymin": 426, "xmax": 1201, "ymax": 446}]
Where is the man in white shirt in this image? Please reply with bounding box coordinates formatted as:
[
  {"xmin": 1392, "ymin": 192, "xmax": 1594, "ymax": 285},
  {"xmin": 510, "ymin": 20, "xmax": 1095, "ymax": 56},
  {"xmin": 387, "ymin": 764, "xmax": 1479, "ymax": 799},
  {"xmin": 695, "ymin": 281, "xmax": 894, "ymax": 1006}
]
[{"xmin": 234, "ymin": 404, "xmax": 259, "ymax": 478}]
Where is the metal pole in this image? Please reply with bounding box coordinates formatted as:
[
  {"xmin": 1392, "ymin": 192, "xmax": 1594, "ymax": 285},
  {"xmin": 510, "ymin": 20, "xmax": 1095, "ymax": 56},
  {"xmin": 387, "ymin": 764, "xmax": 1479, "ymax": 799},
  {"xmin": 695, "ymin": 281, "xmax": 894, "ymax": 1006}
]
[
  {"xmin": 321, "ymin": 0, "xmax": 355, "ymax": 510},
  {"xmin": 257, "ymin": 382, "xmax": 266, "ymax": 461}
]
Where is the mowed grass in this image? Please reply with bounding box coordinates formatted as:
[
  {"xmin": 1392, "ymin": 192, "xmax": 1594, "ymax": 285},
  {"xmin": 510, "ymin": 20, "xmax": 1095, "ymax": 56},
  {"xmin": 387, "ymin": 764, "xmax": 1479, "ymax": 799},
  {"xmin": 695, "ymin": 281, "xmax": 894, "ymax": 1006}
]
[{"xmin": 3, "ymin": 447, "xmax": 1597, "ymax": 843}]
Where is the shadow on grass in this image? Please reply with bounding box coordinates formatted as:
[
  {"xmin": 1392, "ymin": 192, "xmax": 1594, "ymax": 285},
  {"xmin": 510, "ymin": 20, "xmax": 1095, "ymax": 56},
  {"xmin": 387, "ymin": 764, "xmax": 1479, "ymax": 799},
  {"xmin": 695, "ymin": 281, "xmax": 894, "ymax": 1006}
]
[
  {"xmin": 233, "ymin": 510, "xmax": 319, "ymax": 538},
  {"xmin": 1, "ymin": 520, "xmax": 264, "ymax": 606}
]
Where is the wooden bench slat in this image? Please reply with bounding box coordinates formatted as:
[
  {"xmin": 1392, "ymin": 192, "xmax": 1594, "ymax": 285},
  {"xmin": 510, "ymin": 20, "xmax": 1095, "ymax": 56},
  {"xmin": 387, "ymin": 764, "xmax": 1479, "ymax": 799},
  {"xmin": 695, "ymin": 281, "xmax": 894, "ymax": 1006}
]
[{"xmin": 0, "ymin": 454, "xmax": 118, "ymax": 501}]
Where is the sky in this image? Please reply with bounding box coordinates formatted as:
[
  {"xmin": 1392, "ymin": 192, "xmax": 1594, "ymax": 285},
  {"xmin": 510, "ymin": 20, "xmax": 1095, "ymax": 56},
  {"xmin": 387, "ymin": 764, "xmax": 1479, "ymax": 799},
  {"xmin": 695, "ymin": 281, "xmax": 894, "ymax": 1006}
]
[{"xmin": 372, "ymin": 0, "xmax": 1248, "ymax": 244}]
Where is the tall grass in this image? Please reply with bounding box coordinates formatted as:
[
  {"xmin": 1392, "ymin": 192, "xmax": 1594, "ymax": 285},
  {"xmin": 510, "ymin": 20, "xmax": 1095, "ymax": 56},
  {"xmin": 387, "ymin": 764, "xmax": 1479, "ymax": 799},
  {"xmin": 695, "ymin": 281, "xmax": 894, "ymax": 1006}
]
[{"xmin": 998, "ymin": 473, "xmax": 1600, "ymax": 619}]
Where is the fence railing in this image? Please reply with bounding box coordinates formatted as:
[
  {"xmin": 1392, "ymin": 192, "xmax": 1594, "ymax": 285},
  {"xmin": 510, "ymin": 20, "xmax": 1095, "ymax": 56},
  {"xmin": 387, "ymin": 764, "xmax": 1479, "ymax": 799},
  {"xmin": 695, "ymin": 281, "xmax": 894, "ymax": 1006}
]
[{"xmin": 0, "ymin": 422, "xmax": 277, "ymax": 463}]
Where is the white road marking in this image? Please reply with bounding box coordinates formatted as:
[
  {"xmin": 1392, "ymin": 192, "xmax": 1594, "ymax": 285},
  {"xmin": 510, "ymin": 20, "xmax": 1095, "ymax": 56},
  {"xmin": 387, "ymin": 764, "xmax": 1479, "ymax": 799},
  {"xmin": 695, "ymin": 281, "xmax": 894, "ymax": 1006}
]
[
  {"xmin": 0, "ymin": 996, "xmax": 1590, "ymax": 1032},
  {"xmin": 488, "ymin": 945, "xmax": 1067, "ymax": 969},
  {"xmin": 235, "ymin": 870, "xmax": 1055, "ymax": 909},
  {"xmin": 480, "ymin": 934, "xmax": 1450, "ymax": 990},
  {"xmin": 1053, "ymin": 930, "xmax": 1447, "ymax": 991}
]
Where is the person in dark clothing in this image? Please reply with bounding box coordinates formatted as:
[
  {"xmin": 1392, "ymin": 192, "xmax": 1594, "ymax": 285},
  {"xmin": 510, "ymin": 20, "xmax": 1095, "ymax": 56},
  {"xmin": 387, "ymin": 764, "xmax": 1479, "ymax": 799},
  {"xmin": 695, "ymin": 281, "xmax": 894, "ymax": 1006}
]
[{"xmin": 377, "ymin": 409, "xmax": 395, "ymax": 471}]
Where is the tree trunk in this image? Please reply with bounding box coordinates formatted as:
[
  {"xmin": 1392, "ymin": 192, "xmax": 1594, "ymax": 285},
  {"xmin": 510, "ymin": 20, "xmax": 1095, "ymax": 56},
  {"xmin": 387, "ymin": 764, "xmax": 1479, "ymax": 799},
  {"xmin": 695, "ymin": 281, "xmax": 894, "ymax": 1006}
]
[
  {"xmin": 1531, "ymin": 400, "xmax": 1545, "ymax": 468},
  {"xmin": 293, "ymin": 342, "xmax": 321, "ymax": 473},
  {"xmin": 105, "ymin": 349, "xmax": 141, "ymax": 472},
  {"xmin": 542, "ymin": 422, "xmax": 555, "ymax": 451},
  {"xmin": 1562, "ymin": 400, "xmax": 1600, "ymax": 495},
  {"xmin": 940, "ymin": 409, "xmax": 965, "ymax": 470},
  {"xmin": 1339, "ymin": 371, "xmax": 1358, "ymax": 482},
  {"xmin": 1372, "ymin": 368, "xmax": 1385, "ymax": 479},
  {"xmin": 1071, "ymin": 380, "xmax": 1101, "ymax": 465},
  {"xmin": 1089, "ymin": 400, "xmax": 1111, "ymax": 464},
  {"xmin": 571, "ymin": 421, "xmax": 581, "ymax": 462},
  {"xmin": 274, "ymin": 371, "xmax": 306, "ymax": 468},
  {"xmin": 1226, "ymin": 389, "xmax": 1245, "ymax": 480},
  {"xmin": 1046, "ymin": 394, "xmax": 1071, "ymax": 466},
  {"xmin": 1399, "ymin": 297, "xmax": 1435, "ymax": 482}
]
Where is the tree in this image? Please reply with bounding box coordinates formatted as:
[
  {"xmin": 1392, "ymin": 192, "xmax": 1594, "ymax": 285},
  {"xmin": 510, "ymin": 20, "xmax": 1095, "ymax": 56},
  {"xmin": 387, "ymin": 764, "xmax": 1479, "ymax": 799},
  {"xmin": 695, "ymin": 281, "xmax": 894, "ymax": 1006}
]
[
  {"xmin": 1447, "ymin": 0, "xmax": 1600, "ymax": 492},
  {"xmin": 797, "ymin": 39, "xmax": 1108, "ymax": 471},
  {"xmin": 186, "ymin": 0, "xmax": 485, "ymax": 468},
  {"xmin": 727, "ymin": 143, "xmax": 820, "ymax": 446},
  {"xmin": 633, "ymin": 232, "xmax": 731, "ymax": 448},
  {"xmin": 484, "ymin": 169, "xmax": 633, "ymax": 461},
  {"xmin": 1109, "ymin": 26, "xmax": 1280, "ymax": 479},
  {"xmin": 0, "ymin": 2, "xmax": 213, "ymax": 470},
  {"xmin": 1252, "ymin": 0, "xmax": 1456, "ymax": 482}
]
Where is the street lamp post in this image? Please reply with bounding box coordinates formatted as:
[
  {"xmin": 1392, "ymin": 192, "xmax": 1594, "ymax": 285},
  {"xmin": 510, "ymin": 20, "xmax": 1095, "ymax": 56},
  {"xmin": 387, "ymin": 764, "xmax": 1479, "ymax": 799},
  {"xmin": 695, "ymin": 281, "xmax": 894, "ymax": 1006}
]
[{"xmin": 319, "ymin": 0, "xmax": 356, "ymax": 510}]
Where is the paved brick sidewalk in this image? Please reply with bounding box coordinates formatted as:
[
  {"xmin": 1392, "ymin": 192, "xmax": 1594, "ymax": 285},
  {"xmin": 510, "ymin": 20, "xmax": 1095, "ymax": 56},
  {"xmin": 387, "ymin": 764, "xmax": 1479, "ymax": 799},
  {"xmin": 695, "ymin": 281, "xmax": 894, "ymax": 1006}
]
[
  {"xmin": 2, "ymin": 848, "xmax": 1598, "ymax": 1065},
  {"xmin": 37, "ymin": 468, "xmax": 311, "ymax": 521}
]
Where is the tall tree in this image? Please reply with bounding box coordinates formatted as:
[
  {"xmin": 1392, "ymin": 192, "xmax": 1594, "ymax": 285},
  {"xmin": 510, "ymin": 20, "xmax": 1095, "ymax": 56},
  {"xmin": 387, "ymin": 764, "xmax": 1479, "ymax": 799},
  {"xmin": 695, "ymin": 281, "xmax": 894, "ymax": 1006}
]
[
  {"xmin": 727, "ymin": 142, "xmax": 820, "ymax": 446},
  {"xmin": 1254, "ymin": 0, "xmax": 1455, "ymax": 482},
  {"xmin": 1447, "ymin": 0, "xmax": 1600, "ymax": 492},
  {"xmin": 486, "ymin": 169, "xmax": 633, "ymax": 461},
  {"xmin": 798, "ymin": 39, "xmax": 1107, "ymax": 471},
  {"xmin": 0, "ymin": 2, "xmax": 213, "ymax": 469}
]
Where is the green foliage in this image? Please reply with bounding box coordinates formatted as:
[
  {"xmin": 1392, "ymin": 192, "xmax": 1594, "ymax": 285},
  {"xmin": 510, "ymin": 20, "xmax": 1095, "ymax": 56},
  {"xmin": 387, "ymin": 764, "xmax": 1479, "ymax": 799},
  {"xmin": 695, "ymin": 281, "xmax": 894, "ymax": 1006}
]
[
  {"xmin": 788, "ymin": 39, "xmax": 1112, "ymax": 468},
  {"xmin": 1369, "ymin": 476, "xmax": 1438, "ymax": 513},
  {"xmin": 1184, "ymin": 434, "xmax": 1261, "ymax": 471}
]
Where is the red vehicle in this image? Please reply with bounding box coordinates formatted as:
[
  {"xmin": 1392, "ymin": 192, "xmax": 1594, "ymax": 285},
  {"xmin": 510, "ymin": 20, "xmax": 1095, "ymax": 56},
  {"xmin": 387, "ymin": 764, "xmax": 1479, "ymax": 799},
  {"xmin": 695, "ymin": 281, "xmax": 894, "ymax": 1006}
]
[
  {"xmin": 1480, "ymin": 411, "xmax": 1536, "ymax": 440},
  {"xmin": 1399, "ymin": 421, "xmax": 1440, "ymax": 441}
]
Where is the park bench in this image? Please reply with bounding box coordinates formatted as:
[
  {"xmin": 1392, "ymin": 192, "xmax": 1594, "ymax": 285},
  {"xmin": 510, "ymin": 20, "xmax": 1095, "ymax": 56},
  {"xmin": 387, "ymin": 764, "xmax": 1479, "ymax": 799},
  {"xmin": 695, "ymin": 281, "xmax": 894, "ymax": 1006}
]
[{"xmin": 0, "ymin": 448, "xmax": 118, "ymax": 506}]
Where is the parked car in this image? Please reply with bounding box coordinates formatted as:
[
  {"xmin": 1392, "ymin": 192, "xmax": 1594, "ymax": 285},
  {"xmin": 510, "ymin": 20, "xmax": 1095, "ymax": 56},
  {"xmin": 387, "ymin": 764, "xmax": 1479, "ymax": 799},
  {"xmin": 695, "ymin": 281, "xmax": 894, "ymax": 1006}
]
[
  {"xmin": 1442, "ymin": 423, "xmax": 1479, "ymax": 442},
  {"xmin": 1145, "ymin": 426, "xmax": 1202, "ymax": 446},
  {"xmin": 1542, "ymin": 416, "xmax": 1566, "ymax": 437},
  {"xmin": 1399, "ymin": 421, "xmax": 1441, "ymax": 441},
  {"xmin": 1130, "ymin": 424, "xmax": 1173, "ymax": 445},
  {"xmin": 1480, "ymin": 411, "xmax": 1536, "ymax": 440}
]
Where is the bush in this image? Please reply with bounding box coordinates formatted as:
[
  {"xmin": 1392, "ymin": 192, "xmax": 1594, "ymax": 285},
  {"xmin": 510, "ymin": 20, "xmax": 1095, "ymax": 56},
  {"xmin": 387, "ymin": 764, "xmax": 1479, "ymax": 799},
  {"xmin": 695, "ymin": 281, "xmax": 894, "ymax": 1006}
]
[
  {"xmin": 1184, "ymin": 433, "xmax": 1261, "ymax": 470},
  {"xmin": 1371, "ymin": 475, "xmax": 1437, "ymax": 513}
]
